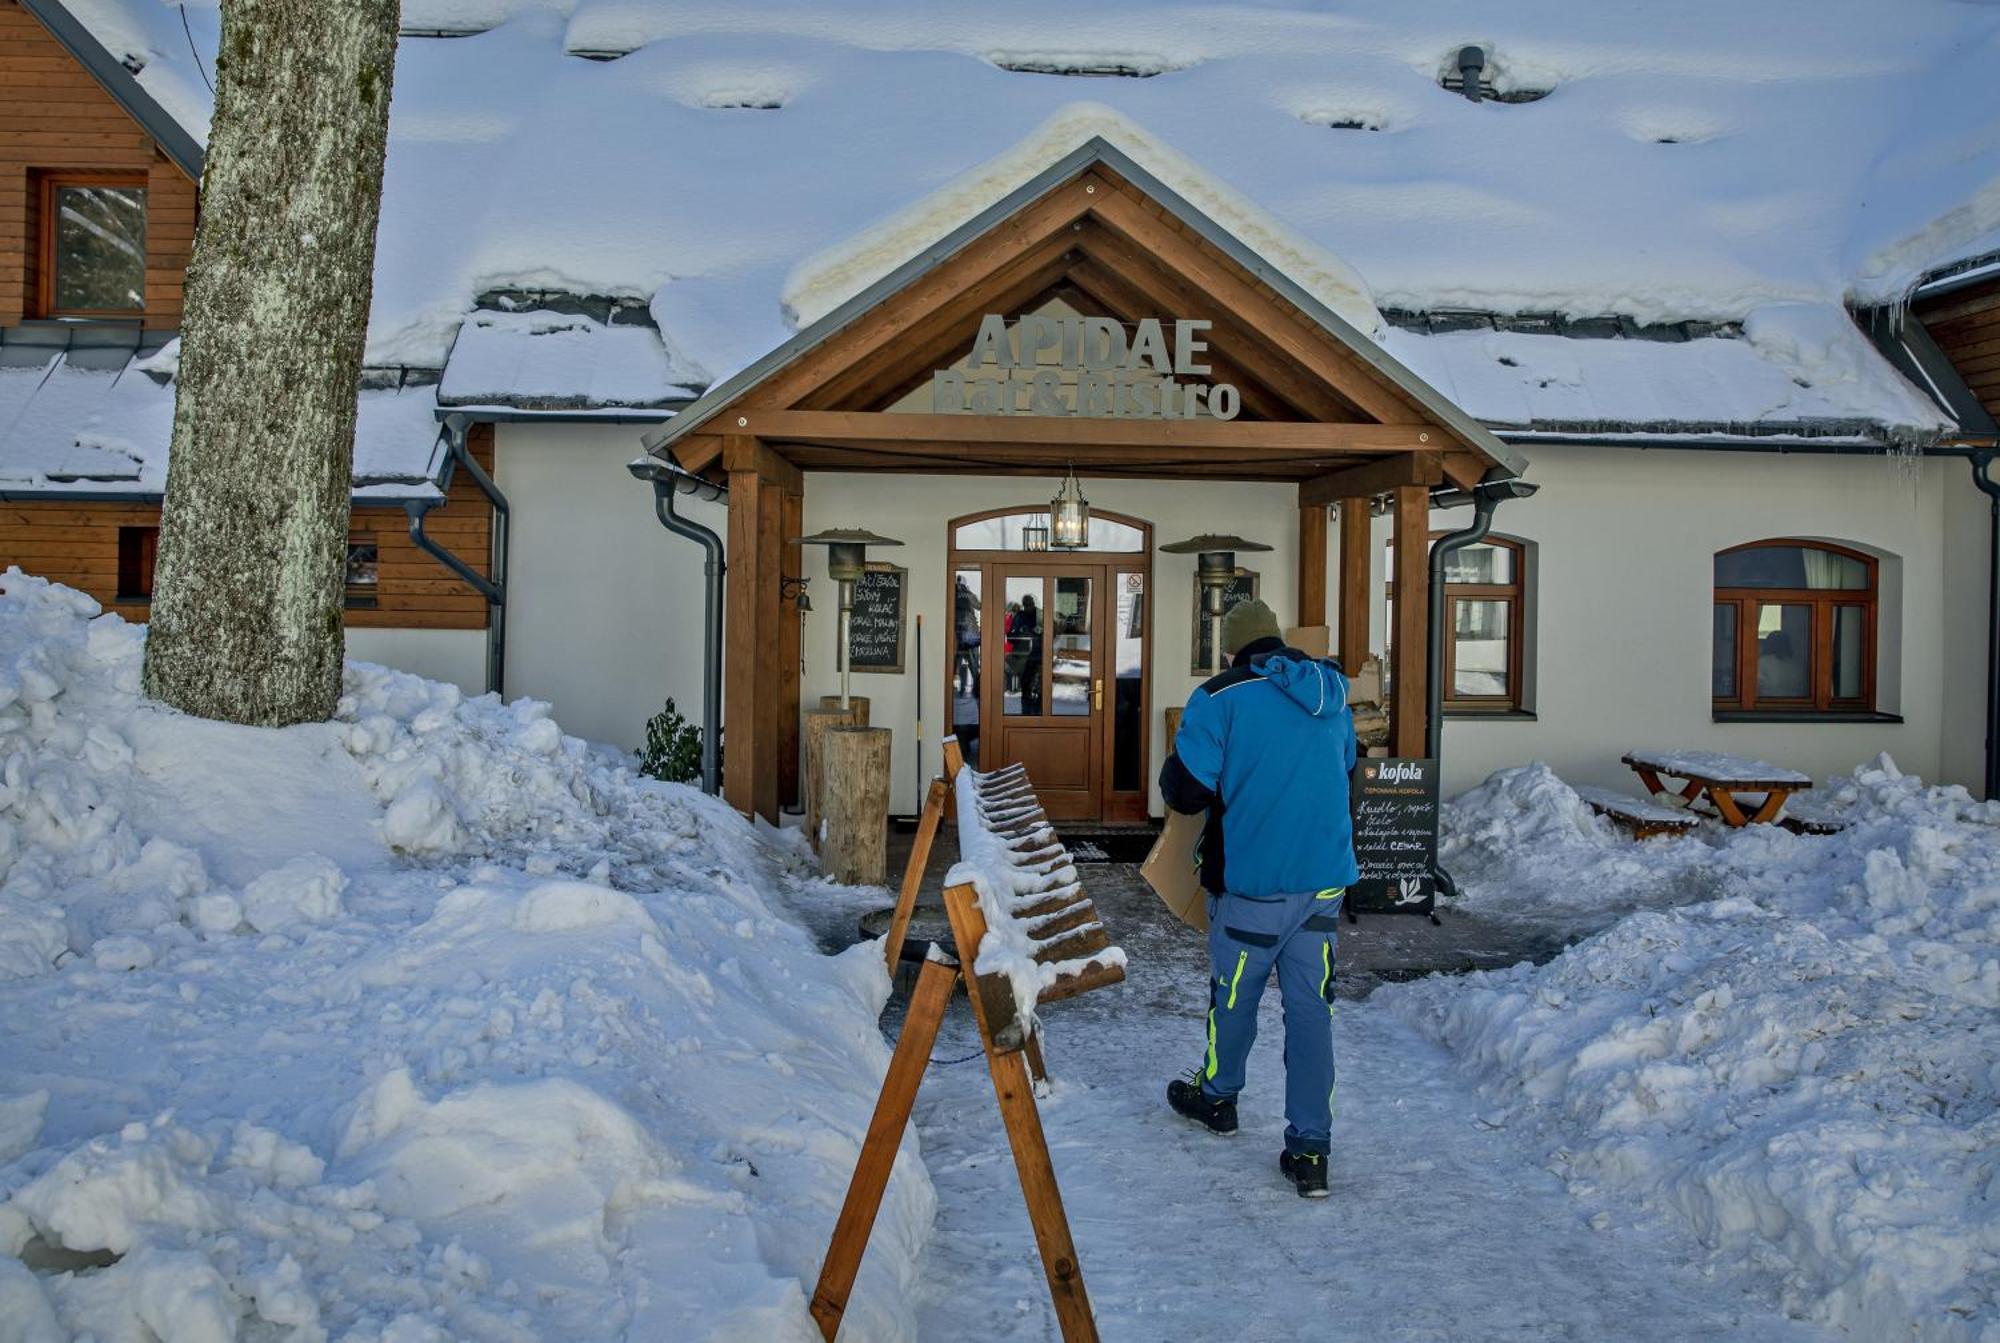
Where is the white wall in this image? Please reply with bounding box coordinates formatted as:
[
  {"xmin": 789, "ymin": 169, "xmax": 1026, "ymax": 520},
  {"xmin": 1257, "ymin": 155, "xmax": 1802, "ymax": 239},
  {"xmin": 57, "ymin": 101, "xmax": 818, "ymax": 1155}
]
[
  {"xmin": 453, "ymin": 423, "xmax": 1992, "ymax": 811},
  {"xmin": 803, "ymin": 473, "xmax": 1301, "ymax": 815},
  {"xmin": 1415, "ymin": 445, "xmax": 1977, "ymax": 796},
  {"xmin": 345, "ymin": 627, "xmax": 487, "ymax": 694},
  {"xmin": 495, "ymin": 421, "xmax": 719, "ymax": 752}
]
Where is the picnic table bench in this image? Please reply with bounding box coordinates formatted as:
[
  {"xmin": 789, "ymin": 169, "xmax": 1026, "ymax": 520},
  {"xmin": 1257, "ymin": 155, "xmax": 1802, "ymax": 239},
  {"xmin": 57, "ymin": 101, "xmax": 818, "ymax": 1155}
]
[
  {"xmin": 1574, "ymin": 784, "xmax": 1700, "ymax": 840},
  {"xmin": 1621, "ymin": 749, "xmax": 1815, "ymax": 827}
]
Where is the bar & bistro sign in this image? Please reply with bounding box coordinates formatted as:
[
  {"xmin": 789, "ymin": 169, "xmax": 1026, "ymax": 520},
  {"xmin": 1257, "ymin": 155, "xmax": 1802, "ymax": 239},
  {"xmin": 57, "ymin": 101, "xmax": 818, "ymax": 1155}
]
[{"xmin": 932, "ymin": 312, "xmax": 1243, "ymax": 420}]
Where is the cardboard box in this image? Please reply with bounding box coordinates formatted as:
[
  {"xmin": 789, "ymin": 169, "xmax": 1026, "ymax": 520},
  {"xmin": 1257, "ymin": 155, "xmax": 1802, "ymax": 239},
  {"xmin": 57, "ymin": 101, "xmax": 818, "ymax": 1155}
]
[{"xmin": 1141, "ymin": 808, "xmax": 1209, "ymax": 931}]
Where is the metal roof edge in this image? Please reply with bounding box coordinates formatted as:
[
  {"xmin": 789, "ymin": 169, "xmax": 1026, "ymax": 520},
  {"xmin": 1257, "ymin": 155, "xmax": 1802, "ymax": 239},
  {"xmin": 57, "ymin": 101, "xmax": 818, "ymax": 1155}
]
[
  {"xmin": 1491, "ymin": 430, "xmax": 1991, "ymax": 456},
  {"xmin": 20, "ymin": 0, "xmax": 205, "ymax": 180},
  {"xmin": 1909, "ymin": 249, "xmax": 2000, "ymax": 304},
  {"xmin": 643, "ymin": 135, "xmax": 1526, "ymax": 479}
]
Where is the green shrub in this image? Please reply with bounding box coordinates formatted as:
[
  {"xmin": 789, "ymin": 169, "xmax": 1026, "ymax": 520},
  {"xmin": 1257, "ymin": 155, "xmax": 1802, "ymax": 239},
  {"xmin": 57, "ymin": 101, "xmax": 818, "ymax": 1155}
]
[{"xmin": 637, "ymin": 698, "xmax": 706, "ymax": 784}]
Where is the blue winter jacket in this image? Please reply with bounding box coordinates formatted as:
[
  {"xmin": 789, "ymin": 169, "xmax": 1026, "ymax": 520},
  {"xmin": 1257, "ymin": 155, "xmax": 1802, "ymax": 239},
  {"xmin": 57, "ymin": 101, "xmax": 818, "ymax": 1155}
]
[{"xmin": 1160, "ymin": 637, "xmax": 1360, "ymax": 897}]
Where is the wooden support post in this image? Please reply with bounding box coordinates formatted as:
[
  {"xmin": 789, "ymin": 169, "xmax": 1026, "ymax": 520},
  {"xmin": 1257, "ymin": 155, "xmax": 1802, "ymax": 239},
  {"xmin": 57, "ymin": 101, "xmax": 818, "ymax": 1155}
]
[
  {"xmin": 823, "ymin": 725, "xmax": 893, "ymax": 884},
  {"xmin": 941, "ymin": 735, "xmax": 965, "ymax": 780},
  {"xmin": 1297, "ymin": 495, "xmax": 1328, "ymax": 629},
  {"xmin": 883, "ymin": 777, "xmax": 947, "ymax": 974},
  {"xmin": 724, "ymin": 444, "xmax": 784, "ymax": 821},
  {"xmin": 780, "ymin": 486, "xmax": 805, "ymax": 810},
  {"xmin": 1390, "ymin": 483, "xmax": 1429, "ymax": 758},
  {"xmin": 809, "ymin": 955, "xmax": 957, "ymax": 1340},
  {"xmin": 941, "ymin": 884, "xmax": 1099, "ymax": 1342},
  {"xmin": 1338, "ymin": 496, "xmax": 1371, "ymax": 677}
]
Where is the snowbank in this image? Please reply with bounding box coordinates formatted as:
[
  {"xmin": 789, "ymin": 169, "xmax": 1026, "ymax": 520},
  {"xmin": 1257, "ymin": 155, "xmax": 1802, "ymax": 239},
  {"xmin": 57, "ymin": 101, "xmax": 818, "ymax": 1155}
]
[
  {"xmin": 0, "ymin": 571, "xmax": 932, "ymax": 1340},
  {"xmin": 1394, "ymin": 758, "xmax": 2000, "ymax": 1339}
]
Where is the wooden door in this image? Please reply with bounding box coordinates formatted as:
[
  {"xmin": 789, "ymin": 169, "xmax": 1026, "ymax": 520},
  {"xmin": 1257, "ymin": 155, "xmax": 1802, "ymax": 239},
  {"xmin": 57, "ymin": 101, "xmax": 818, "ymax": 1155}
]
[{"xmin": 992, "ymin": 565, "xmax": 1102, "ymax": 820}]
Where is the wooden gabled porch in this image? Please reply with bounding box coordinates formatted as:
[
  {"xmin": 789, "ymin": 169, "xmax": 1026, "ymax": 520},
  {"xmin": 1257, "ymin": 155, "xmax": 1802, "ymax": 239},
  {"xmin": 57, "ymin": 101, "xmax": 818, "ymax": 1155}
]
[{"xmin": 646, "ymin": 143, "xmax": 1524, "ymax": 821}]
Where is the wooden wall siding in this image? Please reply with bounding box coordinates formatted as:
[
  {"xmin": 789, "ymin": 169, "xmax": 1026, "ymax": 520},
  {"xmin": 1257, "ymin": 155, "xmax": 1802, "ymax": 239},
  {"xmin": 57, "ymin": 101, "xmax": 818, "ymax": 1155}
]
[
  {"xmin": 0, "ymin": 429, "xmax": 495, "ymax": 630},
  {"xmin": 0, "ymin": 0, "xmax": 198, "ymax": 329},
  {"xmin": 1917, "ymin": 277, "xmax": 2000, "ymax": 424}
]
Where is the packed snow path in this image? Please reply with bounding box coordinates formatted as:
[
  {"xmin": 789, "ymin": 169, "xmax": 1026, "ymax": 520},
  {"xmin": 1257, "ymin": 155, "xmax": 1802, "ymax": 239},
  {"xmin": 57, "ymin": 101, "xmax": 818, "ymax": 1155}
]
[{"xmin": 903, "ymin": 880, "xmax": 1834, "ymax": 1342}]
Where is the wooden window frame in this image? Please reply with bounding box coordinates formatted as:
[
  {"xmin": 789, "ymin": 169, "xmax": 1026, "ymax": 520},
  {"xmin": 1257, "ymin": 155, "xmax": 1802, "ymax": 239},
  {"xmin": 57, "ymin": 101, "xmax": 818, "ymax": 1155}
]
[
  {"xmin": 116, "ymin": 524, "xmax": 158, "ymax": 602},
  {"xmin": 1712, "ymin": 539, "xmax": 1877, "ymax": 715},
  {"xmin": 1385, "ymin": 533, "xmax": 1527, "ymax": 712},
  {"xmin": 36, "ymin": 171, "xmax": 149, "ymax": 320}
]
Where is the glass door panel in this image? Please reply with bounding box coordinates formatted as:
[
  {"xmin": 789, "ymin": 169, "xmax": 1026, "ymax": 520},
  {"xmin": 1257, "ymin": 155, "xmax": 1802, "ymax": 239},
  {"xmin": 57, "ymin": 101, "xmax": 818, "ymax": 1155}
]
[
  {"xmin": 1049, "ymin": 574, "xmax": 1093, "ymax": 717},
  {"xmin": 952, "ymin": 568, "xmax": 983, "ymax": 768},
  {"xmin": 1002, "ymin": 574, "xmax": 1045, "ymax": 717}
]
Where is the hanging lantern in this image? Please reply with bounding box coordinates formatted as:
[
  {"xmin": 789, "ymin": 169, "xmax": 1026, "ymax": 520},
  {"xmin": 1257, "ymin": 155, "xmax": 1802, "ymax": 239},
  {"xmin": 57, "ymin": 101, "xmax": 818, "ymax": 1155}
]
[
  {"xmin": 1022, "ymin": 519, "xmax": 1050, "ymax": 552},
  {"xmin": 1049, "ymin": 463, "xmax": 1090, "ymax": 549}
]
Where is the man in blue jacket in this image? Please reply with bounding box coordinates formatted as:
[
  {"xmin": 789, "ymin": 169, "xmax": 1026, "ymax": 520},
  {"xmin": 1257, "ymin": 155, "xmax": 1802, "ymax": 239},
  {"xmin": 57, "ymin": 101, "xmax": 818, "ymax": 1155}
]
[{"xmin": 1160, "ymin": 598, "xmax": 1358, "ymax": 1198}]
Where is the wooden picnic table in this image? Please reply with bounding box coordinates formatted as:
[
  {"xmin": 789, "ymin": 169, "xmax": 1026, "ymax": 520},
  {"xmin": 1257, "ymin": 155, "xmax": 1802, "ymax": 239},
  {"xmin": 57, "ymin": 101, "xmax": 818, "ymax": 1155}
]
[{"xmin": 1621, "ymin": 749, "xmax": 1815, "ymax": 827}]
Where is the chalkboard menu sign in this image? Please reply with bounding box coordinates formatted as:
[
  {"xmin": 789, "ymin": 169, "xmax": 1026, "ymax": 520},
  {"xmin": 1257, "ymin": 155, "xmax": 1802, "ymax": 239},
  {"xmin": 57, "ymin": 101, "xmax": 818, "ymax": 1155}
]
[
  {"xmin": 1348, "ymin": 757, "xmax": 1439, "ymax": 915},
  {"xmin": 847, "ymin": 563, "xmax": 907, "ymax": 673},
  {"xmin": 1189, "ymin": 568, "xmax": 1260, "ymax": 674}
]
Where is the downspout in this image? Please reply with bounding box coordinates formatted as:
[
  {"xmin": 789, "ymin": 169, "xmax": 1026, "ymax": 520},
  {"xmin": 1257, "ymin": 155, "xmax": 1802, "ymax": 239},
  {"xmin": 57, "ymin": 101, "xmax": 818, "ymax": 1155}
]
[
  {"xmin": 628, "ymin": 458, "xmax": 727, "ymax": 796},
  {"xmin": 1973, "ymin": 451, "xmax": 2000, "ymax": 800},
  {"xmin": 1423, "ymin": 477, "xmax": 1537, "ymax": 902},
  {"xmin": 405, "ymin": 412, "xmax": 511, "ymax": 695}
]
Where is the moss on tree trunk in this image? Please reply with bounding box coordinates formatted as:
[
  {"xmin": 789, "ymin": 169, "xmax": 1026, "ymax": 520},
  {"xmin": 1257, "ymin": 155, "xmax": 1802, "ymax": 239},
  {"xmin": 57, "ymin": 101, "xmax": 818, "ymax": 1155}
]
[{"xmin": 142, "ymin": 0, "xmax": 401, "ymax": 725}]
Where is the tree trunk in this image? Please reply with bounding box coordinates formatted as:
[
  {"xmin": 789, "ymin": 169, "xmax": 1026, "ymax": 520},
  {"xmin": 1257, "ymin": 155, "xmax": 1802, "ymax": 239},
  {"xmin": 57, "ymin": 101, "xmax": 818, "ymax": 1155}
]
[{"xmin": 141, "ymin": 0, "xmax": 401, "ymax": 725}]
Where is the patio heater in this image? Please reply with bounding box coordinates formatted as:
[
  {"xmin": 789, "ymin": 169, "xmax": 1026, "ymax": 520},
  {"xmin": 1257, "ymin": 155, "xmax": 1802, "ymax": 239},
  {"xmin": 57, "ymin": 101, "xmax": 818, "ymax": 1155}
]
[
  {"xmin": 796, "ymin": 528, "xmax": 903, "ymax": 709},
  {"xmin": 1161, "ymin": 532, "xmax": 1273, "ymax": 676}
]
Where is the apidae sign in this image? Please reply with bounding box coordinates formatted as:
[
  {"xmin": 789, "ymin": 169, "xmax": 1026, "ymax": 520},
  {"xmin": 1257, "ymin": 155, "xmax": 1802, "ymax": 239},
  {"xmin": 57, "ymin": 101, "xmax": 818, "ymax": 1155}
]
[{"xmin": 932, "ymin": 313, "xmax": 1242, "ymax": 420}]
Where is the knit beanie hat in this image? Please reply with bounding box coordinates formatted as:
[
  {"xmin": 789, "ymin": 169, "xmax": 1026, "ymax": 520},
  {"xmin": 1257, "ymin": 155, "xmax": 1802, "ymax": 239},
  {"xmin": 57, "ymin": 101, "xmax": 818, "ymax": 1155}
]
[{"xmin": 1221, "ymin": 597, "xmax": 1282, "ymax": 655}]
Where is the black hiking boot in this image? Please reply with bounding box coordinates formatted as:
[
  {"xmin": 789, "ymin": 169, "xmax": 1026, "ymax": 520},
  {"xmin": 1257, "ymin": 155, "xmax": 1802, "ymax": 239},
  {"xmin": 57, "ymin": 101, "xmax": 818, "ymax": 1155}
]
[
  {"xmin": 1280, "ymin": 1150, "xmax": 1329, "ymax": 1199},
  {"xmin": 1166, "ymin": 1072, "xmax": 1237, "ymax": 1136}
]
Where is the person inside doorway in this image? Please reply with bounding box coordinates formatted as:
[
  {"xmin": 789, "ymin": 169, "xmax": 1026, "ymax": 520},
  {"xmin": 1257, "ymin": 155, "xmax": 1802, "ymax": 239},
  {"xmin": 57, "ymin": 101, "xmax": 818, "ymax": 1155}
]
[
  {"xmin": 954, "ymin": 576, "xmax": 981, "ymax": 697},
  {"xmin": 1157, "ymin": 598, "xmax": 1359, "ymax": 1199},
  {"xmin": 1010, "ymin": 593, "xmax": 1043, "ymax": 714}
]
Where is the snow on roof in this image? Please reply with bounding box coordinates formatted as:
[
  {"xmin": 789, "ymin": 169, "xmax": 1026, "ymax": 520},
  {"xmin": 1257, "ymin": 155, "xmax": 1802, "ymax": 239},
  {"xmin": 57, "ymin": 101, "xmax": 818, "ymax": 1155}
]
[
  {"xmin": 438, "ymin": 307, "xmax": 705, "ymax": 410},
  {"xmin": 0, "ymin": 332, "xmax": 447, "ymax": 499},
  {"xmin": 44, "ymin": 0, "xmax": 2000, "ymax": 441}
]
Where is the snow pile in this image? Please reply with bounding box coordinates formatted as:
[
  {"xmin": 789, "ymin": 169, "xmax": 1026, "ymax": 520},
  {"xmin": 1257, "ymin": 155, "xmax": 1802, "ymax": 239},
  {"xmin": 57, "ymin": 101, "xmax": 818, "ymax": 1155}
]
[
  {"xmin": 0, "ymin": 571, "xmax": 931, "ymax": 1340},
  {"xmin": 1394, "ymin": 757, "xmax": 2000, "ymax": 1339}
]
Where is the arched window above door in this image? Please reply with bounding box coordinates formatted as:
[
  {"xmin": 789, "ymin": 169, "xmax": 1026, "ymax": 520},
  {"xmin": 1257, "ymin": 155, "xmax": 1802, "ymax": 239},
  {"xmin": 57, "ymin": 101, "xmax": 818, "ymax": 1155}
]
[{"xmin": 952, "ymin": 508, "xmax": 1147, "ymax": 554}]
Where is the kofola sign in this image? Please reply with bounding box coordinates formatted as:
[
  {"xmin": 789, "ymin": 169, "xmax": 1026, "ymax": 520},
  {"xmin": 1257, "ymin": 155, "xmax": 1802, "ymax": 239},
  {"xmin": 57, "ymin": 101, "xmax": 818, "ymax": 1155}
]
[
  {"xmin": 932, "ymin": 313, "xmax": 1242, "ymax": 420},
  {"xmin": 1348, "ymin": 756, "xmax": 1440, "ymax": 916}
]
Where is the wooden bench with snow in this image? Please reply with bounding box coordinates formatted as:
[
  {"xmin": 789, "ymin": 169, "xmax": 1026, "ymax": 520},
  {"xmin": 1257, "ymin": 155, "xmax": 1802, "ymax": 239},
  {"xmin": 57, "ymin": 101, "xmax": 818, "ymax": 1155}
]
[
  {"xmin": 810, "ymin": 735, "xmax": 1122, "ymax": 1343},
  {"xmin": 1574, "ymin": 784, "xmax": 1701, "ymax": 840},
  {"xmin": 1621, "ymin": 749, "xmax": 1818, "ymax": 828}
]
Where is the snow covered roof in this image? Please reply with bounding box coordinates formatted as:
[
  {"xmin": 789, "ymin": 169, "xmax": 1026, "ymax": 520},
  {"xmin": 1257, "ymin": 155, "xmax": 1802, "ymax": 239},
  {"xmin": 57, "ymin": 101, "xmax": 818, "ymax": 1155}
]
[
  {"xmin": 33, "ymin": 0, "xmax": 2000, "ymax": 447},
  {"xmin": 0, "ymin": 327, "xmax": 449, "ymax": 501}
]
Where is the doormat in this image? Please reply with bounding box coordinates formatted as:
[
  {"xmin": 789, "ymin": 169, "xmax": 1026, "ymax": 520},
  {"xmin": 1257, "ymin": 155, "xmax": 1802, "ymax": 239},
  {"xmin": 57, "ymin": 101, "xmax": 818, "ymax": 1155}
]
[{"xmin": 1056, "ymin": 830, "xmax": 1160, "ymax": 864}]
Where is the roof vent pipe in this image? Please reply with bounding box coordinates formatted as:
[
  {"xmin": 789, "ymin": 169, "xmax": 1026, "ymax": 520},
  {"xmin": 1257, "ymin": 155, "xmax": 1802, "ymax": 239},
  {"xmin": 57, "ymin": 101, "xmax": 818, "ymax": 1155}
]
[{"xmin": 1457, "ymin": 45, "xmax": 1486, "ymax": 102}]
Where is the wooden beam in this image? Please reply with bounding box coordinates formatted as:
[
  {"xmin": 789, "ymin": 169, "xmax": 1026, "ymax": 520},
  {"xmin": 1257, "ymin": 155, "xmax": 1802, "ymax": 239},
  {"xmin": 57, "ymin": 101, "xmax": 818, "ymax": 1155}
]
[
  {"xmin": 736, "ymin": 410, "xmax": 1440, "ymax": 455},
  {"xmin": 749, "ymin": 175, "xmax": 1104, "ymax": 411},
  {"xmin": 672, "ymin": 434, "xmax": 724, "ymax": 477},
  {"xmin": 1440, "ymin": 450, "xmax": 1487, "ymax": 492},
  {"xmin": 779, "ymin": 484, "xmax": 804, "ymax": 810},
  {"xmin": 1338, "ymin": 497, "xmax": 1371, "ymax": 674},
  {"xmin": 1297, "ymin": 495, "xmax": 1327, "ymax": 628},
  {"xmin": 1300, "ymin": 452, "xmax": 1442, "ymax": 508},
  {"xmin": 1070, "ymin": 237, "xmax": 1367, "ymax": 426},
  {"xmin": 724, "ymin": 442, "xmax": 783, "ymax": 821},
  {"xmin": 1390, "ymin": 484, "xmax": 1429, "ymax": 758},
  {"xmin": 721, "ymin": 434, "xmax": 803, "ymax": 493},
  {"xmin": 1086, "ymin": 185, "xmax": 1427, "ymax": 428}
]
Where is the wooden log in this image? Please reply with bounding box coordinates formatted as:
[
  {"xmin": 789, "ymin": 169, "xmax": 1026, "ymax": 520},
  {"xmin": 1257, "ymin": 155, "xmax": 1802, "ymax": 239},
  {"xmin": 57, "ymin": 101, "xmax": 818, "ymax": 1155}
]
[
  {"xmin": 823, "ymin": 726, "xmax": 893, "ymax": 885},
  {"xmin": 810, "ymin": 955, "xmax": 957, "ymax": 1339},
  {"xmin": 1036, "ymin": 958, "xmax": 1127, "ymax": 1005},
  {"xmin": 818, "ymin": 693, "xmax": 870, "ymax": 726},
  {"xmin": 1033, "ymin": 924, "xmax": 1110, "ymax": 964},
  {"xmin": 884, "ymin": 777, "xmax": 947, "ymax": 974},
  {"xmin": 803, "ymin": 705, "xmax": 861, "ymax": 848}
]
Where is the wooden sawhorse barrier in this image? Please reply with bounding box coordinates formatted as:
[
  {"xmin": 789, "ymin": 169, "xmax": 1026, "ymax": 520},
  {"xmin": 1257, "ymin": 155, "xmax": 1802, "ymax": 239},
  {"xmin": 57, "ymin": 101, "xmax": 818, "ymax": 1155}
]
[{"xmin": 810, "ymin": 739, "xmax": 1125, "ymax": 1341}]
